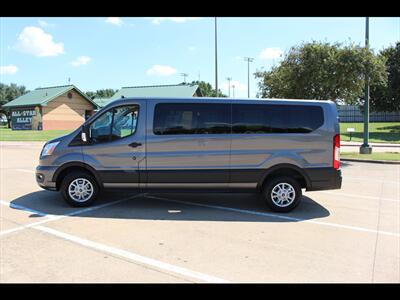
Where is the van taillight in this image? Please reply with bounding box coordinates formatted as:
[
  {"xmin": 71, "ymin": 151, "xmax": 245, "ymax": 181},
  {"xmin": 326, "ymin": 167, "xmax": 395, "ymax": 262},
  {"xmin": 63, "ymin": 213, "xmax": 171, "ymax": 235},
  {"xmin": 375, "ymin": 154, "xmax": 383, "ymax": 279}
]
[{"xmin": 333, "ymin": 134, "xmax": 340, "ymax": 169}]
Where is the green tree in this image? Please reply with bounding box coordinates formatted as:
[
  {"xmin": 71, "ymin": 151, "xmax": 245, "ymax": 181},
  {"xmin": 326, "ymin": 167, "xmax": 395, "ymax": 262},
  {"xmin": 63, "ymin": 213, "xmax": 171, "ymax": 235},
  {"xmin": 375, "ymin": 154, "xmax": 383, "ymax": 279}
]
[
  {"xmin": 255, "ymin": 41, "xmax": 387, "ymax": 105},
  {"xmin": 0, "ymin": 83, "xmax": 29, "ymax": 128},
  {"xmin": 190, "ymin": 81, "xmax": 226, "ymax": 97},
  {"xmin": 0, "ymin": 83, "xmax": 29, "ymax": 105},
  {"xmin": 85, "ymin": 91, "xmax": 96, "ymax": 99},
  {"xmin": 85, "ymin": 89, "xmax": 118, "ymax": 99},
  {"xmin": 370, "ymin": 42, "xmax": 400, "ymax": 112}
]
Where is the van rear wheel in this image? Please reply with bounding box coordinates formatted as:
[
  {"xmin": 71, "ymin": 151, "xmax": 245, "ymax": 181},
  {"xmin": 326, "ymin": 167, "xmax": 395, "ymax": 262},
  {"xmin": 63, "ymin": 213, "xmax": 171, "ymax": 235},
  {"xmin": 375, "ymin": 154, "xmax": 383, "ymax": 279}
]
[
  {"xmin": 262, "ymin": 176, "xmax": 302, "ymax": 212},
  {"xmin": 60, "ymin": 171, "xmax": 99, "ymax": 207}
]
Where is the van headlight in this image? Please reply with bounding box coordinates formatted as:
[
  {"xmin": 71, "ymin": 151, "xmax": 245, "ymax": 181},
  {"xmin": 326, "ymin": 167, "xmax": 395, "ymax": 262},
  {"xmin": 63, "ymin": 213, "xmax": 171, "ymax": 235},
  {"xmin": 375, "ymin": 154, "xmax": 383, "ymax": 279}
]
[{"xmin": 41, "ymin": 141, "xmax": 60, "ymax": 157}]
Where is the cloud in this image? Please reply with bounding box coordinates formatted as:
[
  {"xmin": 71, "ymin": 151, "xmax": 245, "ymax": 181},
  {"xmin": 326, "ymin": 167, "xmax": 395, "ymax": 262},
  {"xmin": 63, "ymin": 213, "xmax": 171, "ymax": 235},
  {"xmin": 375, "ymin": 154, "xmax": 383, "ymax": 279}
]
[
  {"xmin": 71, "ymin": 56, "xmax": 91, "ymax": 67},
  {"xmin": 188, "ymin": 46, "xmax": 196, "ymax": 51},
  {"xmin": 222, "ymin": 80, "xmax": 247, "ymax": 92},
  {"xmin": 14, "ymin": 26, "xmax": 64, "ymax": 57},
  {"xmin": 146, "ymin": 65, "xmax": 177, "ymax": 76},
  {"xmin": 0, "ymin": 65, "xmax": 18, "ymax": 75},
  {"xmin": 105, "ymin": 17, "xmax": 123, "ymax": 26},
  {"xmin": 38, "ymin": 19, "xmax": 54, "ymax": 28},
  {"xmin": 259, "ymin": 47, "xmax": 283, "ymax": 60},
  {"xmin": 147, "ymin": 17, "xmax": 203, "ymax": 25}
]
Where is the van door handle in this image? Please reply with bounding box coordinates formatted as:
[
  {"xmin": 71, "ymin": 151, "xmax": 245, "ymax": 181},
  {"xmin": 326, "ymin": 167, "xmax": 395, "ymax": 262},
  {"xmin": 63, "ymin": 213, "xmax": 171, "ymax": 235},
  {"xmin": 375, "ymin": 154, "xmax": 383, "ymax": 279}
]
[{"xmin": 129, "ymin": 142, "xmax": 142, "ymax": 148}]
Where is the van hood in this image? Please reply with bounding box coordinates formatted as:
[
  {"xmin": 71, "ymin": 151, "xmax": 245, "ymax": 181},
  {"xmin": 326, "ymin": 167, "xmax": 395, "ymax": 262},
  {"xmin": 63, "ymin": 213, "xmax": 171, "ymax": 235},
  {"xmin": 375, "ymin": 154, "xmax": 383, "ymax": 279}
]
[{"xmin": 45, "ymin": 127, "xmax": 80, "ymax": 145}]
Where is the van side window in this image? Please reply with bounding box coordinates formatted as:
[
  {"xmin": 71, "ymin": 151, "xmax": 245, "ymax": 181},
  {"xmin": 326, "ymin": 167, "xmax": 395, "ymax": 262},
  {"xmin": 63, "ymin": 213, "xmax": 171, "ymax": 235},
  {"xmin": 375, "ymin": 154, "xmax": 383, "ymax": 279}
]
[
  {"xmin": 90, "ymin": 105, "xmax": 138, "ymax": 143},
  {"xmin": 232, "ymin": 104, "xmax": 323, "ymax": 134},
  {"xmin": 153, "ymin": 103, "xmax": 230, "ymax": 135}
]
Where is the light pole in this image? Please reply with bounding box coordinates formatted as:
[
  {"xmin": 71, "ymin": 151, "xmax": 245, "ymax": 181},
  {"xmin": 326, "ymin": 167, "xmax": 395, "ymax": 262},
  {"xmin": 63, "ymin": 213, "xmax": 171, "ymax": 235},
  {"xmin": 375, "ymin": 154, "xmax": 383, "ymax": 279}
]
[
  {"xmin": 180, "ymin": 73, "xmax": 188, "ymax": 84},
  {"xmin": 243, "ymin": 57, "xmax": 254, "ymax": 98},
  {"xmin": 232, "ymin": 84, "xmax": 235, "ymax": 98},
  {"xmin": 226, "ymin": 77, "xmax": 232, "ymax": 97},
  {"xmin": 214, "ymin": 17, "xmax": 218, "ymax": 97},
  {"xmin": 360, "ymin": 17, "xmax": 372, "ymax": 154}
]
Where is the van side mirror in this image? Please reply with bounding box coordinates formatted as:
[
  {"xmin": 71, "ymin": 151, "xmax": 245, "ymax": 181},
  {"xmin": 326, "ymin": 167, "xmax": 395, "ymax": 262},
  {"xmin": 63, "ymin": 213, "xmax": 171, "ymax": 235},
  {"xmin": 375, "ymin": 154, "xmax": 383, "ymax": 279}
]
[{"xmin": 81, "ymin": 125, "xmax": 89, "ymax": 143}]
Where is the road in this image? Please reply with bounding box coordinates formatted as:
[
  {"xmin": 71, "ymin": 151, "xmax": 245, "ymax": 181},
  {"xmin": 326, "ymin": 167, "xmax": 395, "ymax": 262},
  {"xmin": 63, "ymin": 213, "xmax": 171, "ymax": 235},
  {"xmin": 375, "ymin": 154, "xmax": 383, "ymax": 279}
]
[{"xmin": 0, "ymin": 142, "xmax": 399, "ymax": 282}]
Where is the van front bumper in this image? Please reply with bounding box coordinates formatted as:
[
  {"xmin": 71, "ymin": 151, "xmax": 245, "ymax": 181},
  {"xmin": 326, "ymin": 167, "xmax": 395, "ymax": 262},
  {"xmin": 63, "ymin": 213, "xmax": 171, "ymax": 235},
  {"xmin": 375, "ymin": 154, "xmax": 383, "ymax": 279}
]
[
  {"xmin": 36, "ymin": 165, "xmax": 58, "ymax": 191},
  {"xmin": 304, "ymin": 167, "xmax": 342, "ymax": 191}
]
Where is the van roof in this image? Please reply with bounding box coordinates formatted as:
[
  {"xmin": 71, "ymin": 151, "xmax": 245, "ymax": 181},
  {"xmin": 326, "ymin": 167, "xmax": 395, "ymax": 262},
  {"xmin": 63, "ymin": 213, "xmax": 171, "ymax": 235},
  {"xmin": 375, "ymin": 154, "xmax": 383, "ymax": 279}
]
[{"xmin": 105, "ymin": 97, "xmax": 334, "ymax": 108}]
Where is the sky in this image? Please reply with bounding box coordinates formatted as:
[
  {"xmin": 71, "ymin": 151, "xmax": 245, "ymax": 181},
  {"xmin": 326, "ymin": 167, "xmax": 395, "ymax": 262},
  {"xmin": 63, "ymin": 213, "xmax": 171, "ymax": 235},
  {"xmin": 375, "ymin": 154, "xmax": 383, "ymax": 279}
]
[{"xmin": 1, "ymin": 17, "xmax": 399, "ymax": 98}]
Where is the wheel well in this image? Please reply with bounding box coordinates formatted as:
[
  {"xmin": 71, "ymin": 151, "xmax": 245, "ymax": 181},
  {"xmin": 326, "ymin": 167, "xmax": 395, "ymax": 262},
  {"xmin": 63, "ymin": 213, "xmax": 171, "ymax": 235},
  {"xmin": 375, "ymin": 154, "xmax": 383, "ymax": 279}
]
[
  {"xmin": 55, "ymin": 166, "xmax": 98, "ymax": 190},
  {"xmin": 260, "ymin": 167, "xmax": 307, "ymax": 190}
]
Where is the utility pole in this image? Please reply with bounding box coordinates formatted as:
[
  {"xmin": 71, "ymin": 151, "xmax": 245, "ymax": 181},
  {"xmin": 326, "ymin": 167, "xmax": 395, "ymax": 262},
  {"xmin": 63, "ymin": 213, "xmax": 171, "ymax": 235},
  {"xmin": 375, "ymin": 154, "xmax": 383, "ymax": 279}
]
[
  {"xmin": 360, "ymin": 17, "xmax": 372, "ymax": 154},
  {"xmin": 180, "ymin": 73, "xmax": 188, "ymax": 84},
  {"xmin": 243, "ymin": 57, "xmax": 254, "ymax": 98},
  {"xmin": 214, "ymin": 17, "xmax": 218, "ymax": 97},
  {"xmin": 232, "ymin": 84, "xmax": 235, "ymax": 98},
  {"xmin": 226, "ymin": 77, "xmax": 232, "ymax": 97},
  {"xmin": 68, "ymin": 77, "xmax": 71, "ymax": 84}
]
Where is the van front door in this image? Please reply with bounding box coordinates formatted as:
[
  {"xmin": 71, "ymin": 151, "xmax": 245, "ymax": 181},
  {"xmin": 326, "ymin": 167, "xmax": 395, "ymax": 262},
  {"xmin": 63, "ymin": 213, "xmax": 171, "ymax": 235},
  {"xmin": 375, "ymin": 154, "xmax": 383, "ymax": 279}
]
[{"xmin": 82, "ymin": 102, "xmax": 146, "ymax": 189}]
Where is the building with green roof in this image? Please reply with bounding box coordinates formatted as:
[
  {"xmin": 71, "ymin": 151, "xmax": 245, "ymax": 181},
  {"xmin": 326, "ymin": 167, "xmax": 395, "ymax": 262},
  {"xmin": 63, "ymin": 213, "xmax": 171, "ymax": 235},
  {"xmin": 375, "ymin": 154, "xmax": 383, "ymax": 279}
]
[
  {"xmin": 91, "ymin": 98, "xmax": 111, "ymax": 108},
  {"xmin": 2, "ymin": 85, "xmax": 98, "ymax": 130},
  {"xmin": 94, "ymin": 83, "xmax": 202, "ymax": 108}
]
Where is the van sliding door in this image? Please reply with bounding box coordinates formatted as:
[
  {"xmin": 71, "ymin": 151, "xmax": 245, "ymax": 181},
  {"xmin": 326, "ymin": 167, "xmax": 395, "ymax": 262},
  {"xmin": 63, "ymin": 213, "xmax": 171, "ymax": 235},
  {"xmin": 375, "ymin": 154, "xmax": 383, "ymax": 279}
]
[{"xmin": 145, "ymin": 101, "xmax": 231, "ymax": 189}]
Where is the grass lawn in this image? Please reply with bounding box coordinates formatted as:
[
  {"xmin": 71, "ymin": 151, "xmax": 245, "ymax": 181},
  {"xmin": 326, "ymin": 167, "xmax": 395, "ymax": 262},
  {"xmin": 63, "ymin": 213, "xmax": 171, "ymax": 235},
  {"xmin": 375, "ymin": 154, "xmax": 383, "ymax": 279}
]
[
  {"xmin": 0, "ymin": 127, "xmax": 72, "ymax": 141},
  {"xmin": 340, "ymin": 122, "xmax": 400, "ymax": 144},
  {"xmin": 341, "ymin": 152, "xmax": 400, "ymax": 161}
]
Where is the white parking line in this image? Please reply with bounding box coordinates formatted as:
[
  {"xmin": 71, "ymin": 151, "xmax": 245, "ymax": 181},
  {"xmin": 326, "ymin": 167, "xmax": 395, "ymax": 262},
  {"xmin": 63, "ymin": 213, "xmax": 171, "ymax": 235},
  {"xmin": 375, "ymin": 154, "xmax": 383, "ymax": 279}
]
[
  {"xmin": 0, "ymin": 200, "xmax": 47, "ymax": 216},
  {"xmin": 35, "ymin": 225, "xmax": 229, "ymax": 283},
  {"xmin": 0, "ymin": 195, "xmax": 230, "ymax": 283},
  {"xmin": 317, "ymin": 191, "xmax": 399, "ymax": 203},
  {"xmin": 0, "ymin": 194, "xmax": 142, "ymax": 237},
  {"xmin": 146, "ymin": 195, "xmax": 400, "ymax": 238}
]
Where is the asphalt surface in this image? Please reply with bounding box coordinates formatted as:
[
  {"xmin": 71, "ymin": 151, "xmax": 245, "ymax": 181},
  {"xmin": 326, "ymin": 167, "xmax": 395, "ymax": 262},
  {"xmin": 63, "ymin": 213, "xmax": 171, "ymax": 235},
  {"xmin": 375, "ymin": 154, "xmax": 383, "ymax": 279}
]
[{"xmin": 0, "ymin": 142, "xmax": 399, "ymax": 283}]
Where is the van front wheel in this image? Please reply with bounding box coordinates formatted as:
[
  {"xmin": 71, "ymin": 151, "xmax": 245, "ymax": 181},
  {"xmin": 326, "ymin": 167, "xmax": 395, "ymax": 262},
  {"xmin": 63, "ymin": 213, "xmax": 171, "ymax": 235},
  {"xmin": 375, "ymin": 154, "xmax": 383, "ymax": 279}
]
[
  {"xmin": 60, "ymin": 171, "xmax": 99, "ymax": 207},
  {"xmin": 262, "ymin": 176, "xmax": 302, "ymax": 213}
]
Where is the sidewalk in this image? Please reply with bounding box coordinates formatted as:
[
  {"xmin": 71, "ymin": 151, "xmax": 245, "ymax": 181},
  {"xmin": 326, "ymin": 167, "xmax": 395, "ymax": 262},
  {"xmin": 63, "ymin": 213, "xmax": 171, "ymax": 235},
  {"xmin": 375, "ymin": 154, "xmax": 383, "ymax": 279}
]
[{"xmin": 341, "ymin": 141, "xmax": 400, "ymax": 153}]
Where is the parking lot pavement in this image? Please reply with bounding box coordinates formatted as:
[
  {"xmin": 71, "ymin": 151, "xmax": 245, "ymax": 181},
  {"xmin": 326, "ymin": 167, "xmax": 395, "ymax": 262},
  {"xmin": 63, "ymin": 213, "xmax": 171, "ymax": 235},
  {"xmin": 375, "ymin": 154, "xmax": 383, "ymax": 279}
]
[{"xmin": 0, "ymin": 142, "xmax": 399, "ymax": 283}]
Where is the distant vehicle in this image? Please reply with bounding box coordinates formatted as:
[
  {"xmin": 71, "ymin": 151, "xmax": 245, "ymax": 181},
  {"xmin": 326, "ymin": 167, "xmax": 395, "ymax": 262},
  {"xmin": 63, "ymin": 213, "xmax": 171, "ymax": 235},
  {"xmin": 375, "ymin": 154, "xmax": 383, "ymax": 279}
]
[
  {"xmin": 0, "ymin": 114, "xmax": 8, "ymax": 126},
  {"xmin": 36, "ymin": 97, "xmax": 342, "ymax": 212}
]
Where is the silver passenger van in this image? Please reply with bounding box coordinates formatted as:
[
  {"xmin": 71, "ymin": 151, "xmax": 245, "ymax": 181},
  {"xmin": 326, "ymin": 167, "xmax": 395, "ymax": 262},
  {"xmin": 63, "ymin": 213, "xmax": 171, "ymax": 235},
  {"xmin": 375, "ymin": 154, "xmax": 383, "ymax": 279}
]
[{"xmin": 36, "ymin": 97, "xmax": 342, "ymax": 212}]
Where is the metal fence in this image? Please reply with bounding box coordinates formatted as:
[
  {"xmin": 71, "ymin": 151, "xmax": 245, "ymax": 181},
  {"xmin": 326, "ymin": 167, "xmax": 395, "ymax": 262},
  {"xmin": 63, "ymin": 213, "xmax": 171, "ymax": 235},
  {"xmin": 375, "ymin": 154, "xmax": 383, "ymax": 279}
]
[{"xmin": 338, "ymin": 105, "xmax": 400, "ymax": 122}]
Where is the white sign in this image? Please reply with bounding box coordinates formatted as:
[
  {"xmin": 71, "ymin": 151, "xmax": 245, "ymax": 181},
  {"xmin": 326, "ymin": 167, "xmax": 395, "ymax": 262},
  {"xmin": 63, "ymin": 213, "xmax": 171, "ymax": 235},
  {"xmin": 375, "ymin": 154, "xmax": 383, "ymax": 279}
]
[{"xmin": 347, "ymin": 128, "xmax": 355, "ymax": 132}]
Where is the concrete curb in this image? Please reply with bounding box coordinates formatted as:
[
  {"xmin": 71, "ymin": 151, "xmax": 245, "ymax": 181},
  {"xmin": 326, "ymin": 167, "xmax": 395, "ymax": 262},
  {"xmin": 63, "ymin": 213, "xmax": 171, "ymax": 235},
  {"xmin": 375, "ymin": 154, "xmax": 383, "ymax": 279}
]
[{"xmin": 341, "ymin": 158, "xmax": 400, "ymax": 165}]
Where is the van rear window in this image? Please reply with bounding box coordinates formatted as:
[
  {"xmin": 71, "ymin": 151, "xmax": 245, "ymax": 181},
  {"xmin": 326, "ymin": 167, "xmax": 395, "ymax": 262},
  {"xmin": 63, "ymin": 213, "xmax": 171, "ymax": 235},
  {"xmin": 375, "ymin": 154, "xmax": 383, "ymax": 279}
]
[{"xmin": 232, "ymin": 104, "xmax": 324, "ymax": 134}]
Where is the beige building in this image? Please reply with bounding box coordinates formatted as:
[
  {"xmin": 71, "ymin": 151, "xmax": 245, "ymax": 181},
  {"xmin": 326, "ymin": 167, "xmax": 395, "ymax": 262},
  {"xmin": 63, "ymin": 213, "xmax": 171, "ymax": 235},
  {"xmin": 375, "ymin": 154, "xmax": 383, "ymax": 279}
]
[{"xmin": 3, "ymin": 85, "xmax": 98, "ymax": 130}]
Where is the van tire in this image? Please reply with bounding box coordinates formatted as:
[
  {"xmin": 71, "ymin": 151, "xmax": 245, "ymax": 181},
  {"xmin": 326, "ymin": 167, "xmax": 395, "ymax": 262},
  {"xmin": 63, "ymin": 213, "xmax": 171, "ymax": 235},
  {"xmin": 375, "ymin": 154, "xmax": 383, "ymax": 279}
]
[
  {"xmin": 262, "ymin": 176, "xmax": 302, "ymax": 213},
  {"xmin": 60, "ymin": 171, "xmax": 99, "ymax": 207}
]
